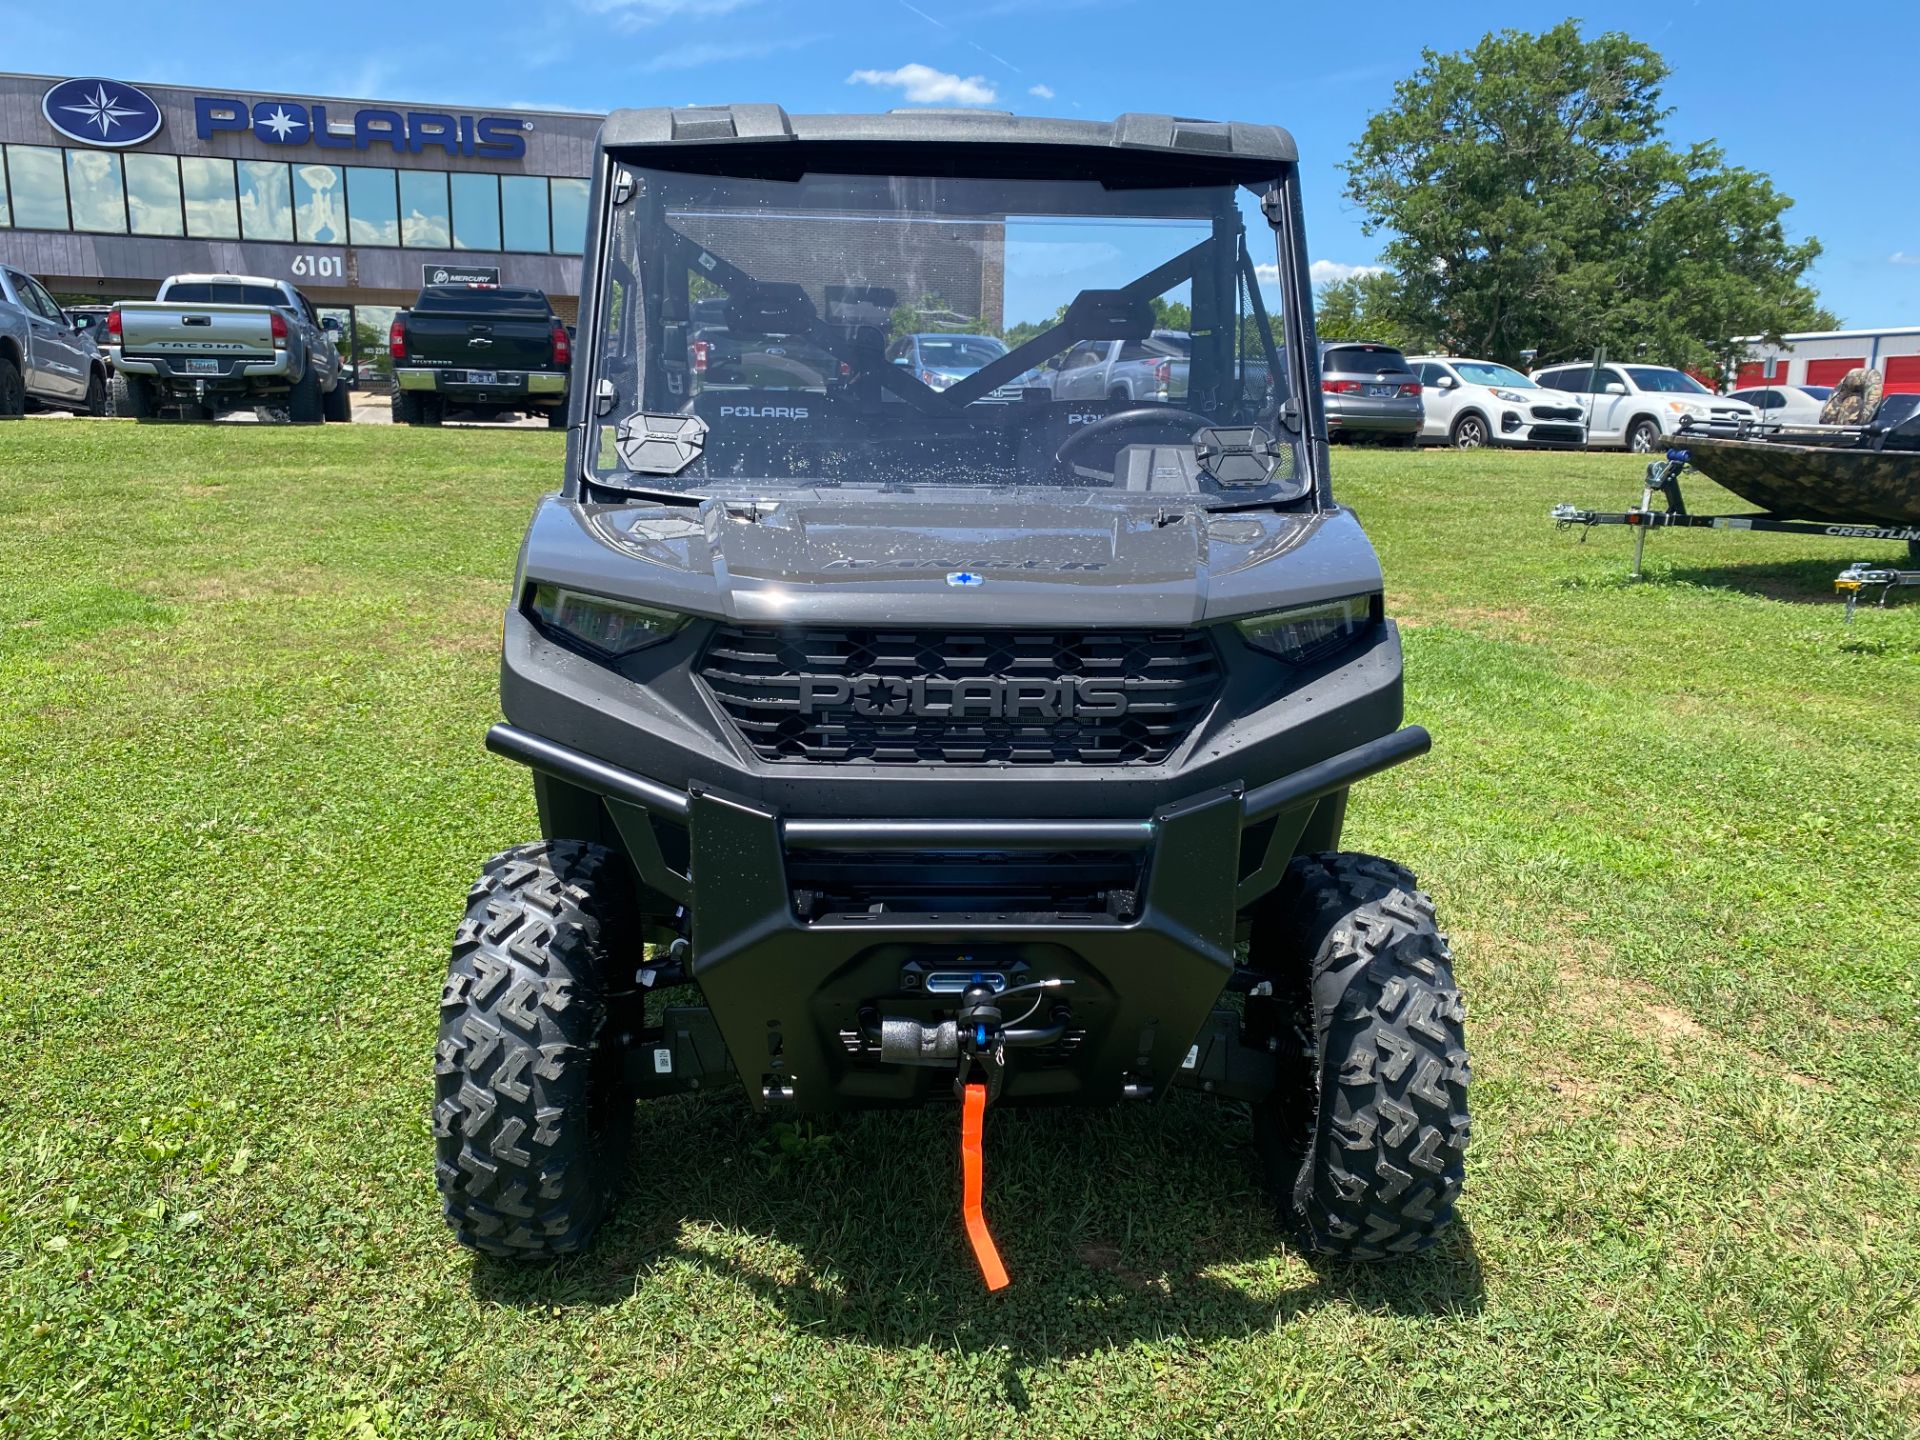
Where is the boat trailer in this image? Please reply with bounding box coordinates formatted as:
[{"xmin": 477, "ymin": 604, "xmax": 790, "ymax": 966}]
[
  {"xmin": 1835, "ymin": 562, "xmax": 1920, "ymax": 620},
  {"xmin": 1553, "ymin": 449, "xmax": 1920, "ymax": 580}
]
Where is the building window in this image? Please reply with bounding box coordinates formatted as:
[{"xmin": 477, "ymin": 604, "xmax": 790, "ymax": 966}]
[
  {"xmin": 238, "ymin": 161, "xmax": 293, "ymax": 242},
  {"xmin": 550, "ymin": 178, "xmax": 588, "ymax": 256},
  {"xmin": 180, "ymin": 157, "xmax": 240, "ymax": 239},
  {"xmin": 124, "ymin": 153, "xmax": 184, "ymax": 236},
  {"xmin": 66, "ymin": 150, "xmax": 128, "ymax": 234},
  {"xmin": 450, "ymin": 172, "xmax": 500, "ymax": 251},
  {"xmin": 501, "ymin": 174, "xmax": 549, "ymax": 253},
  {"xmin": 399, "ymin": 169, "xmax": 450, "ymax": 248},
  {"xmin": 6, "ymin": 145, "xmax": 69, "ymax": 230},
  {"xmin": 0, "ymin": 150, "xmax": 9, "ymax": 228},
  {"xmin": 345, "ymin": 166, "xmax": 399, "ymax": 246},
  {"xmin": 293, "ymin": 163, "xmax": 345, "ymax": 245}
]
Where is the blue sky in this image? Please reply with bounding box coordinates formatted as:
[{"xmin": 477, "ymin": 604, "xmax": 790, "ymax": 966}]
[{"xmin": 11, "ymin": 0, "xmax": 1916, "ymax": 327}]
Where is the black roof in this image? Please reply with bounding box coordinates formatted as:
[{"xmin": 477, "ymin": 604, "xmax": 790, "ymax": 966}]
[{"xmin": 597, "ymin": 107, "xmax": 1296, "ymax": 163}]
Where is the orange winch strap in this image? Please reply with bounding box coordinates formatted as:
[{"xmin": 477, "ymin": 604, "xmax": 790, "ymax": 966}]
[{"xmin": 960, "ymin": 1082, "xmax": 1010, "ymax": 1291}]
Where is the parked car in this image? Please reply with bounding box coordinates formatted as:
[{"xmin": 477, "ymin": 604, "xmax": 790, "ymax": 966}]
[
  {"xmin": 1407, "ymin": 356, "xmax": 1585, "ymax": 449},
  {"xmin": 67, "ymin": 305, "xmax": 115, "ymax": 365},
  {"xmin": 389, "ymin": 284, "xmax": 571, "ymax": 427},
  {"xmin": 107, "ymin": 274, "xmax": 348, "ymax": 422},
  {"xmin": 1725, "ymin": 384, "xmax": 1834, "ymax": 430},
  {"xmin": 881, "ymin": 331, "xmax": 1049, "ymax": 404},
  {"xmin": 1043, "ymin": 331, "xmax": 1190, "ymax": 404},
  {"xmin": 0, "ymin": 265, "xmax": 108, "ymax": 417},
  {"xmin": 1318, "ymin": 341, "xmax": 1422, "ymax": 445},
  {"xmin": 1530, "ymin": 361, "xmax": 1757, "ymax": 452}
]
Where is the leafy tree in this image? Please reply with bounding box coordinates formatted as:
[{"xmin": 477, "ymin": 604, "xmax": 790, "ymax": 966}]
[
  {"xmin": 1314, "ymin": 272, "xmax": 1426, "ymax": 352},
  {"xmin": 1343, "ymin": 22, "xmax": 1833, "ymax": 375}
]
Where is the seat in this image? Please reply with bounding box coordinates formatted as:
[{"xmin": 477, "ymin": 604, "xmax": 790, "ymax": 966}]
[{"xmin": 1819, "ymin": 367, "xmax": 1884, "ymax": 426}]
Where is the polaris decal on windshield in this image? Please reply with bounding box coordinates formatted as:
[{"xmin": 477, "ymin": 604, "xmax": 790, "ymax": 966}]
[{"xmin": 717, "ymin": 405, "xmax": 811, "ymax": 420}]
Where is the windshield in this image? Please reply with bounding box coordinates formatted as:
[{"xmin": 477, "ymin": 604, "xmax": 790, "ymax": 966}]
[
  {"xmin": 1625, "ymin": 366, "xmax": 1710, "ymax": 395},
  {"xmin": 587, "ymin": 160, "xmax": 1302, "ymax": 508},
  {"xmin": 1453, "ymin": 361, "xmax": 1534, "ymax": 388}
]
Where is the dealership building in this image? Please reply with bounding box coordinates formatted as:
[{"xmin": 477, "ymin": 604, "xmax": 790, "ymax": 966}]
[{"xmin": 0, "ymin": 71, "xmax": 601, "ymax": 344}]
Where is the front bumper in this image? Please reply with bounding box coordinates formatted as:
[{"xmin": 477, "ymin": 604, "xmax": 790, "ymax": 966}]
[
  {"xmin": 394, "ymin": 366, "xmax": 567, "ymax": 401},
  {"xmin": 487, "ymin": 721, "xmax": 1427, "ymax": 1111}
]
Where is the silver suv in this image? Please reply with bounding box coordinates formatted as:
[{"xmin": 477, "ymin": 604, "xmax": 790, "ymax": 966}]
[{"xmin": 1318, "ymin": 341, "xmax": 1422, "ymax": 446}]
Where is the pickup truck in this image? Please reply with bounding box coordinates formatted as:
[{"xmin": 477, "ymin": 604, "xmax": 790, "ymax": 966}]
[
  {"xmin": 0, "ymin": 264, "xmax": 108, "ymax": 417},
  {"xmin": 1046, "ymin": 330, "xmax": 1190, "ymax": 404},
  {"xmin": 387, "ymin": 285, "xmax": 571, "ymax": 428},
  {"xmin": 107, "ymin": 274, "xmax": 348, "ymax": 422}
]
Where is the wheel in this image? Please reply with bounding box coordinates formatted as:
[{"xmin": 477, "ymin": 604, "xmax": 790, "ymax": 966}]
[
  {"xmin": 1627, "ymin": 418, "xmax": 1662, "ymax": 454},
  {"xmin": 108, "ymin": 373, "xmax": 153, "ymax": 419},
  {"xmin": 391, "ymin": 389, "xmax": 439, "ymax": 426},
  {"xmin": 0, "ymin": 353, "xmax": 23, "ymax": 418},
  {"xmin": 546, "ymin": 407, "xmax": 568, "ymax": 430},
  {"xmin": 1450, "ymin": 413, "xmax": 1488, "ymax": 450},
  {"xmin": 286, "ymin": 366, "xmax": 325, "ymax": 423},
  {"xmin": 323, "ymin": 378, "xmax": 351, "ymax": 423},
  {"xmin": 83, "ymin": 369, "xmax": 107, "ymax": 418},
  {"xmin": 1108, "ymin": 385, "xmax": 1129, "ymax": 402},
  {"xmin": 1250, "ymin": 852, "xmax": 1469, "ymax": 1259},
  {"xmin": 435, "ymin": 841, "xmax": 637, "ymax": 1258},
  {"xmin": 1392, "ymin": 432, "xmax": 1420, "ymax": 449}
]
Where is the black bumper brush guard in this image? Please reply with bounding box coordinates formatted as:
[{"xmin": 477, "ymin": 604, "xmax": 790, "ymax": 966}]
[{"xmin": 481, "ymin": 722, "xmax": 1430, "ymax": 1284}]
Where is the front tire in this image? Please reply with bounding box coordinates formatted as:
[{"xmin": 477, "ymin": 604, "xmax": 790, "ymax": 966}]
[
  {"xmin": 1450, "ymin": 413, "xmax": 1488, "ymax": 450},
  {"xmin": 1627, "ymin": 417, "xmax": 1662, "ymax": 454},
  {"xmin": 435, "ymin": 841, "xmax": 636, "ymax": 1259},
  {"xmin": 1251, "ymin": 853, "xmax": 1469, "ymax": 1259},
  {"xmin": 0, "ymin": 354, "xmax": 24, "ymax": 418},
  {"xmin": 83, "ymin": 370, "xmax": 107, "ymax": 417},
  {"xmin": 323, "ymin": 378, "xmax": 351, "ymax": 423}
]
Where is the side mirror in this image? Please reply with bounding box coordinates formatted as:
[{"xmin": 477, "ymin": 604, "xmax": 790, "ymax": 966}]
[
  {"xmin": 1435, "ymin": 374, "xmax": 1456, "ymax": 389},
  {"xmin": 1604, "ymin": 381, "xmax": 1627, "ymax": 396},
  {"xmin": 891, "ymin": 355, "xmax": 910, "ymax": 367}
]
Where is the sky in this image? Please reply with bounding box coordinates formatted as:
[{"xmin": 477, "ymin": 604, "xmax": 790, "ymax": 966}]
[{"xmin": 9, "ymin": 0, "xmax": 1917, "ymax": 329}]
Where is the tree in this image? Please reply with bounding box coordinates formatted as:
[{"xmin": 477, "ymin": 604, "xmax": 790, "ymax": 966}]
[
  {"xmin": 1314, "ymin": 271, "xmax": 1426, "ymax": 352},
  {"xmin": 1343, "ymin": 22, "xmax": 1833, "ymax": 375}
]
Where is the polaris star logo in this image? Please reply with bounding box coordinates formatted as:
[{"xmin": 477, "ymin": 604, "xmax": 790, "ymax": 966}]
[
  {"xmin": 794, "ymin": 676, "xmax": 1130, "ymax": 719},
  {"xmin": 42, "ymin": 78, "xmax": 164, "ymax": 148},
  {"xmin": 947, "ymin": 571, "xmax": 984, "ymax": 588},
  {"xmin": 718, "ymin": 405, "xmax": 810, "ymax": 420}
]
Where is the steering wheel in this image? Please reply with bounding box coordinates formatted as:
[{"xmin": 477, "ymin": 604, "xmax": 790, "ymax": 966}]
[{"xmin": 1054, "ymin": 405, "xmax": 1216, "ymax": 468}]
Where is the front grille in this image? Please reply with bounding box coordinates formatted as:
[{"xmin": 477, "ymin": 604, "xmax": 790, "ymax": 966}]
[
  {"xmin": 1530, "ymin": 404, "xmax": 1582, "ymax": 421},
  {"xmin": 700, "ymin": 626, "xmax": 1222, "ymax": 765},
  {"xmin": 1529, "ymin": 423, "xmax": 1585, "ymax": 443}
]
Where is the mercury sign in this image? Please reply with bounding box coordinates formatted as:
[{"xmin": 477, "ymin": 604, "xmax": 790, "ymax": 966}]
[{"xmin": 195, "ymin": 97, "xmax": 528, "ymax": 160}]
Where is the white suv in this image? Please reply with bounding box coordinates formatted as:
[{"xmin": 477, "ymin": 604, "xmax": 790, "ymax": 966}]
[
  {"xmin": 1407, "ymin": 356, "xmax": 1587, "ymax": 449},
  {"xmin": 1530, "ymin": 362, "xmax": 1757, "ymax": 453}
]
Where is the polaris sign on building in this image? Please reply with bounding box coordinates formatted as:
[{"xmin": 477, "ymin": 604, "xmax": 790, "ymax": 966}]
[{"xmin": 0, "ymin": 70, "xmax": 599, "ymax": 320}]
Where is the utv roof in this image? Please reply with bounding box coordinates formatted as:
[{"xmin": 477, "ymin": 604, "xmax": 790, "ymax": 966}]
[{"xmin": 597, "ymin": 106, "xmax": 1296, "ymax": 163}]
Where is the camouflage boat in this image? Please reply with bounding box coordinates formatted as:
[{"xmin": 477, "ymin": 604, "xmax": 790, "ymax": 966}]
[
  {"xmin": 1677, "ymin": 392, "xmax": 1920, "ymax": 526},
  {"xmin": 1677, "ymin": 433, "xmax": 1920, "ymax": 526}
]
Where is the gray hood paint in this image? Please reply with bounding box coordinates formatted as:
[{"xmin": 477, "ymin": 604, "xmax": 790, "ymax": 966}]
[{"xmin": 518, "ymin": 494, "xmax": 1383, "ymax": 627}]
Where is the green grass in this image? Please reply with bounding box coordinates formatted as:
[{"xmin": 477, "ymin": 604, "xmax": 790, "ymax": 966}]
[{"xmin": 2, "ymin": 422, "xmax": 1917, "ymax": 1439}]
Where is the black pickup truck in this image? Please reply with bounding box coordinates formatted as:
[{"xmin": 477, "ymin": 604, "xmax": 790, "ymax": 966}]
[{"xmin": 387, "ymin": 285, "xmax": 571, "ymax": 427}]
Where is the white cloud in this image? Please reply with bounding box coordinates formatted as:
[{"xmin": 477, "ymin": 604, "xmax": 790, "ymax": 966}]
[
  {"xmin": 1892, "ymin": 251, "xmax": 1920, "ymax": 266},
  {"xmin": 1254, "ymin": 262, "xmax": 1280, "ymax": 285},
  {"xmin": 1028, "ymin": 83, "xmax": 1054, "ymax": 99},
  {"xmin": 644, "ymin": 35, "xmax": 816, "ymax": 72},
  {"xmin": 1310, "ymin": 260, "xmax": 1387, "ymax": 286},
  {"xmin": 581, "ymin": 0, "xmax": 757, "ymax": 29},
  {"xmin": 847, "ymin": 63, "xmax": 996, "ymax": 106}
]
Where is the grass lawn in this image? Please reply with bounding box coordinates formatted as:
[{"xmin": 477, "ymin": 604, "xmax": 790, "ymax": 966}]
[{"xmin": 2, "ymin": 421, "xmax": 1917, "ymax": 1439}]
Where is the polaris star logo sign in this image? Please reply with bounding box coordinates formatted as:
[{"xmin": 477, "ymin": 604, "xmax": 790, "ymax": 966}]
[
  {"xmin": 947, "ymin": 571, "xmax": 985, "ymax": 588},
  {"xmin": 194, "ymin": 95, "xmax": 528, "ymax": 160},
  {"xmin": 42, "ymin": 78, "xmax": 164, "ymax": 148}
]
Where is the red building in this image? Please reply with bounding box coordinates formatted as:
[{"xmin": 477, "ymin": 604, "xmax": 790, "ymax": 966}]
[{"xmin": 1729, "ymin": 326, "xmax": 1920, "ymax": 393}]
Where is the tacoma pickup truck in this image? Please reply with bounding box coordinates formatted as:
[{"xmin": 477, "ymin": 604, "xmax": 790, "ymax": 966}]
[
  {"xmin": 0, "ymin": 264, "xmax": 108, "ymax": 417},
  {"xmin": 388, "ymin": 285, "xmax": 572, "ymax": 428},
  {"xmin": 106, "ymin": 274, "xmax": 347, "ymax": 422},
  {"xmin": 1047, "ymin": 330, "xmax": 1190, "ymax": 404}
]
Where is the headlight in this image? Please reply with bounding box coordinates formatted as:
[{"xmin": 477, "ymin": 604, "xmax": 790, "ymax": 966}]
[
  {"xmin": 1492, "ymin": 388, "xmax": 1530, "ymax": 403},
  {"xmin": 1235, "ymin": 594, "xmax": 1377, "ymax": 665},
  {"xmin": 1667, "ymin": 400, "xmax": 1708, "ymax": 415},
  {"xmin": 526, "ymin": 583, "xmax": 685, "ymax": 658}
]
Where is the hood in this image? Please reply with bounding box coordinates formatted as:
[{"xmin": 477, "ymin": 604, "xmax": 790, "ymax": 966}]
[{"xmin": 520, "ymin": 493, "xmax": 1384, "ymax": 628}]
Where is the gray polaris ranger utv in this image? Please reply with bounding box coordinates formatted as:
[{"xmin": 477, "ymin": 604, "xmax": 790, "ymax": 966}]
[{"xmin": 435, "ymin": 106, "xmax": 1468, "ymax": 1286}]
